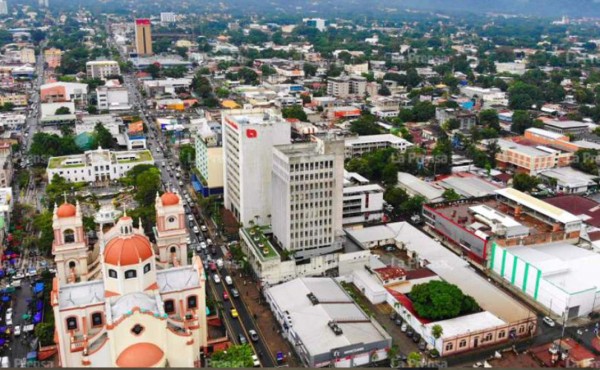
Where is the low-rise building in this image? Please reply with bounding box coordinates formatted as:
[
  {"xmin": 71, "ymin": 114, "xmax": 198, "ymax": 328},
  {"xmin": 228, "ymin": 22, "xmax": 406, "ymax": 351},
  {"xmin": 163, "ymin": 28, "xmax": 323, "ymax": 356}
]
[
  {"xmin": 86, "ymin": 60, "xmax": 121, "ymax": 80},
  {"xmin": 543, "ymin": 120, "xmax": 589, "ymax": 136},
  {"xmin": 40, "ymin": 82, "xmax": 88, "ymax": 104},
  {"xmin": 344, "ymin": 134, "xmax": 413, "ymax": 158},
  {"xmin": 76, "ymin": 115, "xmax": 123, "ymax": 137},
  {"xmin": 0, "ymin": 93, "xmax": 27, "ymax": 107},
  {"xmin": 327, "ymin": 75, "xmax": 366, "ymax": 98},
  {"xmin": 19, "ymin": 48, "xmax": 36, "ymax": 64},
  {"xmin": 143, "ymin": 78, "xmax": 192, "ymax": 97},
  {"xmin": 265, "ymin": 277, "xmax": 392, "ymax": 368},
  {"xmin": 44, "ymin": 48, "xmax": 63, "ymax": 68},
  {"xmin": 0, "ymin": 113, "xmax": 26, "ymax": 129},
  {"xmin": 538, "ymin": 167, "xmax": 599, "ymax": 194},
  {"xmin": 489, "ymin": 138, "xmax": 573, "ymax": 175},
  {"xmin": 343, "ymin": 171, "xmax": 385, "ymax": 225},
  {"xmin": 47, "ymin": 148, "xmax": 154, "ymax": 184},
  {"xmin": 97, "ymin": 83, "xmax": 130, "ymax": 111},
  {"xmin": 436, "ymin": 108, "xmax": 477, "ymax": 130},
  {"xmin": 0, "ymin": 143, "xmax": 13, "ymax": 188},
  {"xmin": 397, "ymin": 172, "xmax": 445, "ymax": 203}
]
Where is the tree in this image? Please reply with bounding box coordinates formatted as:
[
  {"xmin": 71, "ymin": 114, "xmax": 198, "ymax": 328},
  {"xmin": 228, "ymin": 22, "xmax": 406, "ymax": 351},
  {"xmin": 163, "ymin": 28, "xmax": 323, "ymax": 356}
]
[
  {"xmin": 145, "ymin": 63, "xmax": 161, "ymax": 79},
  {"xmin": 93, "ymin": 123, "xmax": 114, "ymax": 149},
  {"xmin": 378, "ymin": 84, "xmax": 391, "ymax": 96},
  {"xmin": 303, "ymin": 63, "xmax": 318, "ymax": 77},
  {"xmin": 55, "ymin": 107, "xmax": 71, "ymax": 115},
  {"xmin": 510, "ymin": 110, "xmax": 533, "ymax": 134},
  {"xmin": 174, "ymin": 46, "xmax": 188, "ymax": 58},
  {"xmin": 210, "ymin": 344, "xmax": 254, "ymax": 368},
  {"xmin": 87, "ymin": 105, "xmax": 98, "ymax": 114},
  {"xmin": 442, "ymin": 188, "xmax": 461, "ymax": 201},
  {"xmin": 412, "ymin": 101, "xmax": 436, "ymax": 122},
  {"xmin": 410, "ymin": 280, "xmax": 480, "ymax": 320},
  {"xmin": 35, "ymin": 322, "xmax": 55, "ymax": 346},
  {"xmin": 479, "ymin": 109, "xmax": 500, "ymax": 131},
  {"xmin": 179, "ymin": 144, "xmax": 196, "ymax": 171},
  {"xmin": 349, "ymin": 115, "xmax": 381, "ymax": 135},
  {"xmin": 572, "ymin": 149, "xmax": 599, "ymax": 175},
  {"xmin": 431, "ymin": 324, "xmax": 444, "ymax": 351},
  {"xmin": 281, "ymin": 105, "xmax": 307, "ymax": 121},
  {"xmin": 442, "ymin": 118, "xmax": 460, "ymax": 131},
  {"xmin": 512, "ymin": 173, "xmax": 539, "ymax": 192},
  {"xmin": 407, "ymin": 352, "xmax": 422, "ymax": 368},
  {"xmin": 33, "ymin": 211, "xmax": 54, "ymax": 254},
  {"xmin": 126, "ymin": 166, "xmax": 162, "ymax": 207},
  {"xmin": 400, "ymin": 195, "xmax": 426, "ymax": 217},
  {"xmin": 485, "ymin": 139, "xmax": 500, "ymax": 168}
]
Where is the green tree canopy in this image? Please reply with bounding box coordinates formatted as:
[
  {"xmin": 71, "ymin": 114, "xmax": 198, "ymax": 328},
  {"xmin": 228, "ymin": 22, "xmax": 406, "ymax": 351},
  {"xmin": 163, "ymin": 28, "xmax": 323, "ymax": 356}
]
[
  {"xmin": 210, "ymin": 344, "xmax": 254, "ymax": 368},
  {"xmin": 179, "ymin": 144, "xmax": 196, "ymax": 171},
  {"xmin": 282, "ymin": 105, "xmax": 308, "ymax": 121},
  {"xmin": 349, "ymin": 114, "xmax": 382, "ymax": 135},
  {"xmin": 410, "ymin": 280, "xmax": 480, "ymax": 320},
  {"xmin": 93, "ymin": 123, "xmax": 114, "ymax": 149},
  {"xmin": 55, "ymin": 107, "xmax": 71, "ymax": 115},
  {"xmin": 512, "ymin": 173, "xmax": 540, "ymax": 192}
]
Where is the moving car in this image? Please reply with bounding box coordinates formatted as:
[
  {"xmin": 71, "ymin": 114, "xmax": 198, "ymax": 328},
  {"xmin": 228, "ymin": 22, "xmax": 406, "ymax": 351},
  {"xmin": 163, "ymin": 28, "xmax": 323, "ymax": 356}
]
[
  {"xmin": 251, "ymin": 354, "xmax": 260, "ymax": 367},
  {"xmin": 188, "ymin": 215, "xmax": 194, "ymax": 222},
  {"xmin": 248, "ymin": 329, "xmax": 259, "ymax": 342},
  {"xmin": 230, "ymin": 308, "xmax": 238, "ymax": 318},
  {"xmin": 193, "ymin": 226, "xmax": 200, "ymax": 234},
  {"xmin": 201, "ymin": 225, "xmax": 208, "ymax": 232},
  {"xmin": 223, "ymin": 291, "xmax": 229, "ymax": 300},
  {"xmin": 14, "ymin": 325, "xmax": 20, "ymax": 337},
  {"xmin": 225, "ymin": 275, "xmax": 233, "ymax": 286},
  {"xmin": 212, "ymin": 274, "xmax": 221, "ymax": 284},
  {"xmin": 216, "ymin": 258, "xmax": 224, "ymax": 269},
  {"xmin": 231, "ymin": 288, "xmax": 240, "ymax": 298},
  {"xmin": 238, "ymin": 334, "xmax": 247, "ymax": 344},
  {"xmin": 542, "ymin": 316, "xmax": 555, "ymax": 327}
]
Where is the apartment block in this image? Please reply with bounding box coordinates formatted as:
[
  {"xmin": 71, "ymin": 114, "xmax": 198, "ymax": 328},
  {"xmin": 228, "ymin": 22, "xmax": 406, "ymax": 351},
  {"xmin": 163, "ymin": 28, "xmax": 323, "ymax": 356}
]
[
  {"xmin": 271, "ymin": 137, "xmax": 345, "ymax": 259},
  {"xmin": 327, "ymin": 75, "xmax": 367, "ymax": 98},
  {"xmin": 86, "ymin": 60, "xmax": 121, "ymax": 80}
]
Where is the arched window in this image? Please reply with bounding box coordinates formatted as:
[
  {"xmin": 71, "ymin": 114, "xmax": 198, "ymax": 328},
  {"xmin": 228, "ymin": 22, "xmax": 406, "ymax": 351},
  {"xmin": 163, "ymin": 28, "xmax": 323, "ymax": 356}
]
[
  {"xmin": 518, "ymin": 325, "xmax": 525, "ymax": 334},
  {"xmin": 459, "ymin": 340, "xmax": 467, "ymax": 348},
  {"xmin": 64, "ymin": 229, "xmax": 75, "ymax": 243},
  {"xmin": 484, "ymin": 333, "xmax": 493, "ymax": 342},
  {"xmin": 108, "ymin": 269, "xmax": 117, "ymax": 278},
  {"xmin": 187, "ymin": 295, "xmax": 198, "ymax": 309},
  {"xmin": 91, "ymin": 313, "xmax": 103, "ymax": 327},
  {"xmin": 445, "ymin": 343, "xmax": 453, "ymax": 351},
  {"xmin": 164, "ymin": 299, "xmax": 175, "ymax": 313},
  {"xmin": 68, "ymin": 261, "xmax": 76, "ymax": 269},
  {"xmin": 143, "ymin": 263, "xmax": 151, "ymax": 274},
  {"xmin": 170, "ymin": 246, "xmax": 177, "ymax": 254},
  {"xmin": 125, "ymin": 270, "xmax": 137, "ymax": 279},
  {"xmin": 498, "ymin": 331, "xmax": 506, "ymax": 339},
  {"xmin": 66, "ymin": 317, "xmax": 78, "ymax": 330}
]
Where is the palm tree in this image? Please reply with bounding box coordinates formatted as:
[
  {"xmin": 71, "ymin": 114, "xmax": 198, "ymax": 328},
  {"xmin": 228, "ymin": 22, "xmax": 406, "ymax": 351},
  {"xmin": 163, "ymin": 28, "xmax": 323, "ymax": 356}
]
[{"xmin": 431, "ymin": 324, "xmax": 443, "ymax": 353}]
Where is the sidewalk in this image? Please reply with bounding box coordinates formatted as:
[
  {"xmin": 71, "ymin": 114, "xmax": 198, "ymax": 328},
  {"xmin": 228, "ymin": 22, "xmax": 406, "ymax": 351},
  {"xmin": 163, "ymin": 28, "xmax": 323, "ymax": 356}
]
[{"xmin": 229, "ymin": 271, "xmax": 301, "ymax": 367}]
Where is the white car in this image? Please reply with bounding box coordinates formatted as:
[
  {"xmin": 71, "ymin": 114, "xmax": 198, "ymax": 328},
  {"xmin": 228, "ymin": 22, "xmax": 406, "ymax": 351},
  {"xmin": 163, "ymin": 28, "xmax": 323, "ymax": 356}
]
[
  {"xmin": 186, "ymin": 237, "xmax": 191, "ymax": 245},
  {"xmin": 213, "ymin": 274, "xmax": 221, "ymax": 284},
  {"xmin": 251, "ymin": 354, "xmax": 260, "ymax": 367},
  {"xmin": 14, "ymin": 272, "xmax": 24, "ymax": 280},
  {"xmin": 6, "ymin": 317, "xmax": 12, "ymax": 326},
  {"xmin": 193, "ymin": 226, "xmax": 200, "ymax": 234},
  {"xmin": 188, "ymin": 215, "xmax": 194, "ymax": 222},
  {"xmin": 13, "ymin": 325, "xmax": 20, "ymax": 336},
  {"xmin": 224, "ymin": 275, "xmax": 233, "ymax": 286},
  {"xmin": 200, "ymin": 242, "xmax": 207, "ymax": 250},
  {"xmin": 542, "ymin": 316, "xmax": 555, "ymax": 327},
  {"xmin": 206, "ymin": 238, "xmax": 213, "ymax": 246},
  {"xmin": 201, "ymin": 225, "xmax": 208, "ymax": 232}
]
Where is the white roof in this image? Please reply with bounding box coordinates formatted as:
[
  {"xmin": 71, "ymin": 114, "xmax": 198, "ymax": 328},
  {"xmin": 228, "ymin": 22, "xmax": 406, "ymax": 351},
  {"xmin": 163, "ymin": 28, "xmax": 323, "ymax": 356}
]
[
  {"xmin": 495, "ymin": 188, "xmax": 580, "ymax": 224},
  {"xmin": 156, "ymin": 265, "xmax": 202, "ymax": 293},
  {"xmin": 526, "ymin": 127, "xmax": 565, "ymax": 140},
  {"xmin": 266, "ymin": 277, "xmax": 391, "ymax": 356},
  {"xmin": 539, "ymin": 167, "xmax": 598, "ymax": 187},
  {"xmin": 508, "ymin": 243, "xmax": 600, "ymax": 294},
  {"xmin": 438, "ymin": 176, "xmax": 500, "ymax": 198},
  {"xmin": 397, "ymin": 172, "xmax": 444, "ymax": 201},
  {"xmin": 58, "ymin": 280, "xmax": 105, "ymax": 309},
  {"xmin": 345, "ymin": 134, "xmax": 412, "ymax": 146},
  {"xmin": 111, "ymin": 292, "xmax": 161, "ymax": 319},
  {"xmin": 469, "ymin": 204, "xmax": 522, "ymax": 228},
  {"xmin": 347, "ymin": 222, "xmax": 531, "ymax": 323},
  {"xmin": 545, "ymin": 120, "xmax": 588, "ymax": 129},
  {"xmin": 424, "ymin": 311, "xmax": 505, "ymax": 338}
]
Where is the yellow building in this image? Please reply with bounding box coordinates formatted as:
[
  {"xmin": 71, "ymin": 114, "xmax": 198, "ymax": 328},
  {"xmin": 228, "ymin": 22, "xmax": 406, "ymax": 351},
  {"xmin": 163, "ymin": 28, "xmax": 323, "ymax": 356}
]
[
  {"xmin": 44, "ymin": 48, "xmax": 63, "ymax": 68},
  {"xmin": 20, "ymin": 48, "xmax": 36, "ymax": 64},
  {"xmin": 135, "ymin": 19, "xmax": 153, "ymax": 56},
  {"xmin": 0, "ymin": 94, "xmax": 28, "ymax": 106}
]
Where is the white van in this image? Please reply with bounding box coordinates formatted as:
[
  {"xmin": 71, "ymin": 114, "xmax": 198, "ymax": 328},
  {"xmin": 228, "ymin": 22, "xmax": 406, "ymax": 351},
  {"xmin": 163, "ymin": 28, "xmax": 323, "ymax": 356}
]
[{"xmin": 1, "ymin": 356, "xmax": 9, "ymax": 368}]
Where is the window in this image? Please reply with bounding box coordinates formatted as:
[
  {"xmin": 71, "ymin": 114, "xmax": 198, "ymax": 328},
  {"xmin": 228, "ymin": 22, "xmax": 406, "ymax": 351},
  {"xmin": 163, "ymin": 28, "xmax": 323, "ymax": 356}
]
[
  {"xmin": 187, "ymin": 295, "xmax": 198, "ymax": 309},
  {"xmin": 459, "ymin": 340, "xmax": 467, "ymax": 348},
  {"xmin": 498, "ymin": 331, "xmax": 506, "ymax": 339},
  {"xmin": 108, "ymin": 269, "xmax": 117, "ymax": 278},
  {"xmin": 131, "ymin": 324, "xmax": 144, "ymax": 335},
  {"xmin": 143, "ymin": 263, "xmax": 151, "ymax": 274},
  {"xmin": 170, "ymin": 246, "xmax": 177, "ymax": 254},
  {"xmin": 164, "ymin": 299, "xmax": 175, "ymax": 313},
  {"xmin": 518, "ymin": 326, "xmax": 525, "ymax": 334},
  {"xmin": 91, "ymin": 313, "xmax": 103, "ymax": 327},
  {"xmin": 68, "ymin": 261, "xmax": 76, "ymax": 269},
  {"xmin": 66, "ymin": 317, "xmax": 78, "ymax": 330},
  {"xmin": 445, "ymin": 343, "xmax": 453, "ymax": 351},
  {"xmin": 64, "ymin": 229, "xmax": 75, "ymax": 243},
  {"xmin": 125, "ymin": 270, "xmax": 137, "ymax": 279},
  {"xmin": 484, "ymin": 333, "xmax": 493, "ymax": 342}
]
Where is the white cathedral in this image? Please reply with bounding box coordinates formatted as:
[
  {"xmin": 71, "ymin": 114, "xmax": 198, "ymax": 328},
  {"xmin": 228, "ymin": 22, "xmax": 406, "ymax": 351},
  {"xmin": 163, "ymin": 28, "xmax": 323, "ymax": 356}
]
[{"xmin": 49, "ymin": 192, "xmax": 208, "ymax": 367}]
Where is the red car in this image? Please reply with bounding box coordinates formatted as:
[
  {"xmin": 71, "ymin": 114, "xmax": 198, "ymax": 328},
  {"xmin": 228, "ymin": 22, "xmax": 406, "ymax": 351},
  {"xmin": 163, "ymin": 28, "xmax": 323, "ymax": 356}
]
[
  {"xmin": 223, "ymin": 291, "xmax": 229, "ymax": 300},
  {"xmin": 209, "ymin": 262, "xmax": 217, "ymax": 272}
]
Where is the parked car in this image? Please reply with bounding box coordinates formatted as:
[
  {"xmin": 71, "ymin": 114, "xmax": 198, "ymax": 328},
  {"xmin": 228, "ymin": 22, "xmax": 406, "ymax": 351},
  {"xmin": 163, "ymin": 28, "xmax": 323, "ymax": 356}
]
[
  {"xmin": 395, "ymin": 318, "xmax": 402, "ymax": 326},
  {"xmin": 251, "ymin": 354, "xmax": 260, "ymax": 367},
  {"xmin": 542, "ymin": 316, "xmax": 555, "ymax": 327},
  {"xmin": 188, "ymin": 215, "xmax": 194, "ymax": 222},
  {"xmin": 13, "ymin": 325, "xmax": 20, "ymax": 337},
  {"xmin": 412, "ymin": 333, "xmax": 421, "ymax": 343},
  {"xmin": 406, "ymin": 327, "xmax": 414, "ymax": 337},
  {"xmin": 400, "ymin": 323, "xmax": 408, "ymax": 332},
  {"xmin": 238, "ymin": 334, "xmax": 247, "ymax": 344},
  {"xmin": 1, "ymin": 357, "xmax": 8, "ymax": 368},
  {"xmin": 418, "ymin": 341, "xmax": 427, "ymax": 351},
  {"xmin": 212, "ymin": 274, "xmax": 221, "ymax": 284},
  {"xmin": 201, "ymin": 225, "xmax": 208, "ymax": 232},
  {"xmin": 248, "ymin": 329, "xmax": 259, "ymax": 342},
  {"xmin": 390, "ymin": 312, "xmax": 397, "ymax": 320}
]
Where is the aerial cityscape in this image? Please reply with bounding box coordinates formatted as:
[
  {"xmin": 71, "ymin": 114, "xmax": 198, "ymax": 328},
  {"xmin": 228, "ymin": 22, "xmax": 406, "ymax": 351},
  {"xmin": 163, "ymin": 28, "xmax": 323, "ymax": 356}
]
[{"xmin": 0, "ymin": 0, "xmax": 598, "ymax": 368}]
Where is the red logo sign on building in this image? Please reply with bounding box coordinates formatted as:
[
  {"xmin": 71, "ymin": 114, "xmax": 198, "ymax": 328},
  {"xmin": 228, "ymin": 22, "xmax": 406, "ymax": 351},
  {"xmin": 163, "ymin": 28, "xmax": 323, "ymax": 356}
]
[{"xmin": 246, "ymin": 129, "xmax": 258, "ymax": 138}]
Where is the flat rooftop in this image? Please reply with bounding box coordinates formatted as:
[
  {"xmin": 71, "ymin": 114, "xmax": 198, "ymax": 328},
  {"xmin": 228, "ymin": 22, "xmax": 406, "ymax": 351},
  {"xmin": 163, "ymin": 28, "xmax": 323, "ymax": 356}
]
[
  {"xmin": 344, "ymin": 134, "xmax": 412, "ymax": 146},
  {"xmin": 242, "ymin": 226, "xmax": 280, "ymax": 262},
  {"xmin": 508, "ymin": 242, "xmax": 600, "ymax": 294},
  {"xmin": 266, "ymin": 277, "xmax": 391, "ymax": 356},
  {"xmin": 57, "ymin": 280, "xmax": 105, "ymax": 310},
  {"xmin": 545, "ymin": 120, "xmax": 588, "ymax": 129},
  {"xmin": 544, "ymin": 195, "xmax": 600, "ymax": 228},
  {"xmin": 347, "ymin": 222, "xmax": 532, "ymax": 323},
  {"xmin": 156, "ymin": 265, "xmax": 202, "ymax": 293},
  {"xmin": 437, "ymin": 175, "xmax": 501, "ymax": 198},
  {"xmin": 495, "ymin": 188, "xmax": 581, "ymax": 224}
]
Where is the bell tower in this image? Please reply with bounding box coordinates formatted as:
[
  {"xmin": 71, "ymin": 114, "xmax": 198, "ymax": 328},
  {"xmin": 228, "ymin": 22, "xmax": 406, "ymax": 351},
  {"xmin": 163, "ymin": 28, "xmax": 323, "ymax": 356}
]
[
  {"xmin": 154, "ymin": 192, "xmax": 189, "ymax": 266},
  {"xmin": 52, "ymin": 200, "xmax": 89, "ymax": 285}
]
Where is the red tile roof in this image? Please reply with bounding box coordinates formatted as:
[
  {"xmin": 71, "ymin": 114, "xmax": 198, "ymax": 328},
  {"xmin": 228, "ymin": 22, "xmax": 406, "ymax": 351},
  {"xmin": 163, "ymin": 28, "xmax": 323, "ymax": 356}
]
[
  {"xmin": 405, "ymin": 268, "xmax": 437, "ymax": 280},
  {"xmin": 545, "ymin": 195, "xmax": 600, "ymax": 227},
  {"xmin": 374, "ymin": 266, "xmax": 406, "ymax": 281}
]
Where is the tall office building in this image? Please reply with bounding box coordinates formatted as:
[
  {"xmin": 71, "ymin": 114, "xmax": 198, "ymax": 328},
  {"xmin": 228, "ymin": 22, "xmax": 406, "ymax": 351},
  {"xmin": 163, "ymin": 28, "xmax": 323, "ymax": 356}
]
[
  {"xmin": 0, "ymin": 0, "xmax": 8, "ymax": 15},
  {"xmin": 160, "ymin": 12, "xmax": 177, "ymax": 24},
  {"xmin": 271, "ymin": 137, "xmax": 345, "ymax": 259},
  {"xmin": 134, "ymin": 18, "xmax": 153, "ymax": 56},
  {"xmin": 222, "ymin": 108, "xmax": 290, "ymax": 227},
  {"xmin": 38, "ymin": 0, "xmax": 48, "ymax": 7}
]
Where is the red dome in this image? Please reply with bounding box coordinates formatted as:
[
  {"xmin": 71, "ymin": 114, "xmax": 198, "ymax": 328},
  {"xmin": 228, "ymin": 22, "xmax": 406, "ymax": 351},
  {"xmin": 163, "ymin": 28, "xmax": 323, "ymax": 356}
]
[
  {"xmin": 104, "ymin": 234, "xmax": 154, "ymax": 266},
  {"xmin": 160, "ymin": 192, "xmax": 179, "ymax": 206},
  {"xmin": 116, "ymin": 342, "xmax": 164, "ymax": 367},
  {"xmin": 56, "ymin": 203, "xmax": 76, "ymax": 218}
]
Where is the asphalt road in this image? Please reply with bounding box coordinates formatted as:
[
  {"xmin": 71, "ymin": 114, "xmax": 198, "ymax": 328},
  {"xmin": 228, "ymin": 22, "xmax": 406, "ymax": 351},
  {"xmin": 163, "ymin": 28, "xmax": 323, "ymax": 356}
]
[{"xmin": 125, "ymin": 68, "xmax": 275, "ymax": 367}]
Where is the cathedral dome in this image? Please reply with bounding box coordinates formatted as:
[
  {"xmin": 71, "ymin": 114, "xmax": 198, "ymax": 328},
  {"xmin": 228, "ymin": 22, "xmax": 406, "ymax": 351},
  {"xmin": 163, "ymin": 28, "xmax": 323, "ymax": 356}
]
[
  {"xmin": 56, "ymin": 203, "xmax": 77, "ymax": 218},
  {"xmin": 103, "ymin": 234, "xmax": 154, "ymax": 266},
  {"xmin": 160, "ymin": 192, "xmax": 180, "ymax": 206},
  {"xmin": 116, "ymin": 342, "xmax": 165, "ymax": 367}
]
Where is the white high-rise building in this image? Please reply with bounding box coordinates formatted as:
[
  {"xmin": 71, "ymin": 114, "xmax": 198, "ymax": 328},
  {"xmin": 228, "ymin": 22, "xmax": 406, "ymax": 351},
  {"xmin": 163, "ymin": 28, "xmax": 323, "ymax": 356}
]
[
  {"xmin": 160, "ymin": 12, "xmax": 177, "ymax": 24},
  {"xmin": 86, "ymin": 60, "xmax": 121, "ymax": 80},
  {"xmin": 0, "ymin": 0, "xmax": 8, "ymax": 15},
  {"xmin": 271, "ymin": 137, "xmax": 345, "ymax": 259},
  {"xmin": 38, "ymin": 0, "xmax": 48, "ymax": 7},
  {"xmin": 222, "ymin": 108, "xmax": 290, "ymax": 227}
]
